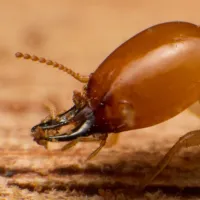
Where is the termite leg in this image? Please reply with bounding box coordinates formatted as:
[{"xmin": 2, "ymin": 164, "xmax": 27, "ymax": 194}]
[
  {"xmin": 61, "ymin": 137, "xmax": 102, "ymax": 151},
  {"xmin": 140, "ymin": 129, "xmax": 200, "ymax": 190},
  {"xmin": 43, "ymin": 100, "xmax": 57, "ymax": 120},
  {"xmin": 61, "ymin": 134, "xmax": 108, "ymax": 160},
  {"xmin": 49, "ymin": 131, "xmax": 108, "ymax": 161},
  {"xmin": 86, "ymin": 133, "xmax": 108, "ymax": 160},
  {"xmin": 188, "ymin": 101, "xmax": 200, "ymax": 118},
  {"xmin": 43, "ymin": 116, "xmax": 107, "ymax": 160},
  {"xmin": 105, "ymin": 134, "xmax": 120, "ymax": 148}
]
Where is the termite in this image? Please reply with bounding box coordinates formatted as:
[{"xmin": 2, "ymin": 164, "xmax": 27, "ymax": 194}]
[{"xmin": 15, "ymin": 21, "xmax": 200, "ymax": 189}]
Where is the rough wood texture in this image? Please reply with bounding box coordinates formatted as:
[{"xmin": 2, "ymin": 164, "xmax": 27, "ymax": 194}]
[{"xmin": 1, "ymin": 0, "xmax": 200, "ymax": 199}]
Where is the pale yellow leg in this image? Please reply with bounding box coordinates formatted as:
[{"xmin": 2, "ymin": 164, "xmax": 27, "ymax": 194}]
[
  {"xmin": 140, "ymin": 129, "xmax": 200, "ymax": 190},
  {"xmin": 61, "ymin": 134, "xmax": 108, "ymax": 160},
  {"xmin": 43, "ymin": 100, "xmax": 57, "ymax": 120},
  {"xmin": 86, "ymin": 135, "xmax": 108, "ymax": 160},
  {"xmin": 61, "ymin": 137, "xmax": 101, "ymax": 151},
  {"xmin": 105, "ymin": 134, "xmax": 120, "ymax": 148},
  {"xmin": 188, "ymin": 101, "xmax": 200, "ymax": 118}
]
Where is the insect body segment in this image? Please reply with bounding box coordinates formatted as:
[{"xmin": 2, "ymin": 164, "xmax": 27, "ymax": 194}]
[{"xmin": 16, "ymin": 21, "xmax": 200, "ymax": 190}]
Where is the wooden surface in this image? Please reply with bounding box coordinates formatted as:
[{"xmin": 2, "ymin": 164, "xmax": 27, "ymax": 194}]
[{"xmin": 1, "ymin": 0, "xmax": 200, "ymax": 199}]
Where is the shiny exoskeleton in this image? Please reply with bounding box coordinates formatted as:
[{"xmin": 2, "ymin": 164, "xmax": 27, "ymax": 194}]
[{"xmin": 16, "ymin": 21, "xmax": 200, "ymax": 190}]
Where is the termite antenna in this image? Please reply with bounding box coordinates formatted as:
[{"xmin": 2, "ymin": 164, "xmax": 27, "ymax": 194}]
[{"xmin": 15, "ymin": 52, "xmax": 89, "ymax": 83}]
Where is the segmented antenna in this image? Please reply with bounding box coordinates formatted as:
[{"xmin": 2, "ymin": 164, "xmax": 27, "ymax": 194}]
[{"xmin": 15, "ymin": 52, "xmax": 89, "ymax": 83}]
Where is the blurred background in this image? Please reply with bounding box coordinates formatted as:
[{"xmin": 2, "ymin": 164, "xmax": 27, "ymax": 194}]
[{"xmin": 1, "ymin": 0, "xmax": 200, "ymax": 199}]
